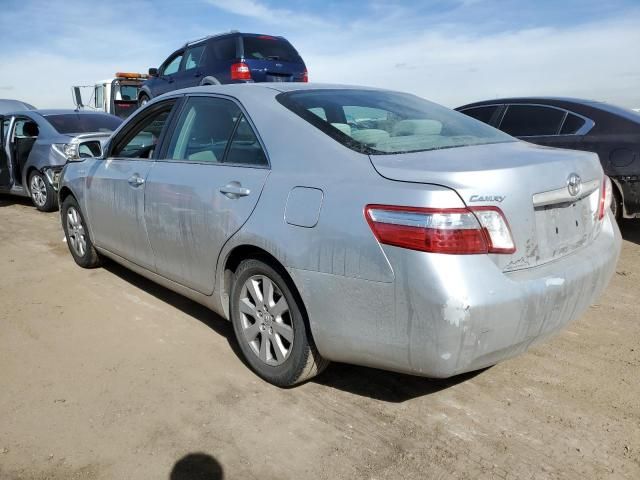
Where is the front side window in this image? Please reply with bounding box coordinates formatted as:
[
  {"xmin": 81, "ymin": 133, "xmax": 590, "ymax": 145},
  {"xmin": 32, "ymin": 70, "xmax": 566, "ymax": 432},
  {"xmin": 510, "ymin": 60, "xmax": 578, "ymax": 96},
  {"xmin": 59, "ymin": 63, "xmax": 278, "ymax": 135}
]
[
  {"xmin": 184, "ymin": 45, "xmax": 205, "ymax": 71},
  {"xmin": 111, "ymin": 102, "xmax": 175, "ymax": 158},
  {"xmin": 460, "ymin": 105, "xmax": 499, "ymax": 125},
  {"xmin": 162, "ymin": 53, "xmax": 183, "ymax": 76},
  {"xmin": 278, "ymin": 89, "xmax": 513, "ymax": 155},
  {"xmin": 500, "ymin": 105, "xmax": 565, "ymax": 137},
  {"xmin": 166, "ymin": 96, "xmax": 267, "ymax": 166}
]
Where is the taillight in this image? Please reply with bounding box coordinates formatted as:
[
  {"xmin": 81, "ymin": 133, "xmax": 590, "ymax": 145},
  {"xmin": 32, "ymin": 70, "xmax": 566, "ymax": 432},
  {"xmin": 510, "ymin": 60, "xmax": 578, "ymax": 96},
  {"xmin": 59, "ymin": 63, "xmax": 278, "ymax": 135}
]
[
  {"xmin": 364, "ymin": 205, "xmax": 515, "ymax": 255},
  {"xmin": 231, "ymin": 62, "xmax": 251, "ymax": 80},
  {"xmin": 598, "ymin": 176, "xmax": 613, "ymax": 220},
  {"xmin": 302, "ymin": 69, "xmax": 309, "ymax": 82}
]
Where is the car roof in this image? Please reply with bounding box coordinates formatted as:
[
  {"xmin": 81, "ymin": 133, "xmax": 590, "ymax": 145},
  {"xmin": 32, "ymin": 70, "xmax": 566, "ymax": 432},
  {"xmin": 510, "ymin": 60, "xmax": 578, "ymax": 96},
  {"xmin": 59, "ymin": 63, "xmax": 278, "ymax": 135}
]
[
  {"xmin": 457, "ymin": 96, "xmax": 640, "ymax": 123},
  {"xmin": 173, "ymin": 82, "xmax": 387, "ymax": 97},
  {"xmin": 0, "ymin": 99, "xmax": 36, "ymax": 114}
]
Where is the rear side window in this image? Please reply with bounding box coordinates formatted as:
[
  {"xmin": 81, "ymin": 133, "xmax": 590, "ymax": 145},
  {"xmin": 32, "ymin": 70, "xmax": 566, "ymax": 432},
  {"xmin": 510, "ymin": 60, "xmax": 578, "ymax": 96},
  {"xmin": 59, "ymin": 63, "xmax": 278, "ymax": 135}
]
[
  {"xmin": 278, "ymin": 89, "xmax": 513, "ymax": 155},
  {"xmin": 46, "ymin": 113, "xmax": 122, "ymax": 134},
  {"xmin": 184, "ymin": 45, "xmax": 205, "ymax": 71},
  {"xmin": 460, "ymin": 106, "xmax": 499, "ymax": 125},
  {"xmin": 560, "ymin": 113, "xmax": 586, "ymax": 134},
  {"xmin": 208, "ymin": 37, "xmax": 238, "ymax": 61},
  {"xmin": 242, "ymin": 36, "xmax": 302, "ymax": 63},
  {"xmin": 500, "ymin": 105, "xmax": 565, "ymax": 136},
  {"xmin": 166, "ymin": 96, "xmax": 267, "ymax": 166}
]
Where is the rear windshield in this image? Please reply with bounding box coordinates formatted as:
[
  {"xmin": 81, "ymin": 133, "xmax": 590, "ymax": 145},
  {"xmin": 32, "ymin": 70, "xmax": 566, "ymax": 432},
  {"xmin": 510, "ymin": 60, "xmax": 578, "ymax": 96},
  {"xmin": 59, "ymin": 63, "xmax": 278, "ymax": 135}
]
[
  {"xmin": 278, "ymin": 89, "xmax": 514, "ymax": 155},
  {"xmin": 45, "ymin": 113, "xmax": 122, "ymax": 134},
  {"xmin": 242, "ymin": 36, "xmax": 302, "ymax": 63}
]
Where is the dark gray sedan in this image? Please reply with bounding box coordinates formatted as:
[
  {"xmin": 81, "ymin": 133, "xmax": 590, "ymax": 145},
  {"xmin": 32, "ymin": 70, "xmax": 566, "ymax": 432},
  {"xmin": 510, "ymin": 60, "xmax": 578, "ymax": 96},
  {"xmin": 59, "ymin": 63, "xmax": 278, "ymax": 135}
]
[{"xmin": 0, "ymin": 109, "xmax": 121, "ymax": 211}]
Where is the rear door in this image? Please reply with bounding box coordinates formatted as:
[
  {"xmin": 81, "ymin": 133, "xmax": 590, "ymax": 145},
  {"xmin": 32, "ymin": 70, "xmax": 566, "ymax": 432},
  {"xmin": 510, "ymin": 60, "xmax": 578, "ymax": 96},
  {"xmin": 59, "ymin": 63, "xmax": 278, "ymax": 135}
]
[
  {"xmin": 144, "ymin": 95, "xmax": 270, "ymax": 294},
  {"xmin": 85, "ymin": 99, "xmax": 177, "ymax": 269}
]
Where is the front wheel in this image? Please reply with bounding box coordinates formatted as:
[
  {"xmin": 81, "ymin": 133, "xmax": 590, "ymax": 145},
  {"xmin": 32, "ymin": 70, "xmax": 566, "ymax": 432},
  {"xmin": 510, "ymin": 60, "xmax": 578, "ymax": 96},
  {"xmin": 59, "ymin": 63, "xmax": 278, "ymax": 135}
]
[
  {"xmin": 230, "ymin": 259, "xmax": 328, "ymax": 386},
  {"xmin": 138, "ymin": 93, "xmax": 150, "ymax": 107},
  {"xmin": 29, "ymin": 171, "xmax": 57, "ymax": 212},
  {"xmin": 61, "ymin": 196, "xmax": 101, "ymax": 268}
]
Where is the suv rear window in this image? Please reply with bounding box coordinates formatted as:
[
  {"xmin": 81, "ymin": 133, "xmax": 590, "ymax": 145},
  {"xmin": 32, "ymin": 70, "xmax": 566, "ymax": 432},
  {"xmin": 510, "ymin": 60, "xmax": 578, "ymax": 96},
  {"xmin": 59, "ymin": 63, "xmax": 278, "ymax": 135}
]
[
  {"xmin": 242, "ymin": 36, "xmax": 302, "ymax": 63},
  {"xmin": 45, "ymin": 113, "xmax": 122, "ymax": 134},
  {"xmin": 278, "ymin": 89, "xmax": 513, "ymax": 155}
]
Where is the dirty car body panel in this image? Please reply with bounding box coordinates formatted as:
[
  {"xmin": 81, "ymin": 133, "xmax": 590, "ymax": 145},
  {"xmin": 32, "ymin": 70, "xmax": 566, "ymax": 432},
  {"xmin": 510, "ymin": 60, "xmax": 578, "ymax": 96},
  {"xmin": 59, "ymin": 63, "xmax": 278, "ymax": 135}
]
[{"xmin": 59, "ymin": 84, "xmax": 621, "ymax": 379}]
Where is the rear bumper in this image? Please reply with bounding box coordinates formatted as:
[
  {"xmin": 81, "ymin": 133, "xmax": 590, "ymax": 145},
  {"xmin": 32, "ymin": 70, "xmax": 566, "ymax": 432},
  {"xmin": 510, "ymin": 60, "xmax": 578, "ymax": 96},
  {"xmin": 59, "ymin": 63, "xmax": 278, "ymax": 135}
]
[{"xmin": 291, "ymin": 212, "xmax": 621, "ymax": 377}]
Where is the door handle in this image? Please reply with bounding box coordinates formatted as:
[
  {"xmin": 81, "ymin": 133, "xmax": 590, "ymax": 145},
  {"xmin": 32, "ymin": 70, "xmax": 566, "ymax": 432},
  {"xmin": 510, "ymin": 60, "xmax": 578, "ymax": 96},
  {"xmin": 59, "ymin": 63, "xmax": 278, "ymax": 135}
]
[
  {"xmin": 220, "ymin": 182, "xmax": 250, "ymax": 199},
  {"xmin": 128, "ymin": 174, "xmax": 145, "ymax": 187}
]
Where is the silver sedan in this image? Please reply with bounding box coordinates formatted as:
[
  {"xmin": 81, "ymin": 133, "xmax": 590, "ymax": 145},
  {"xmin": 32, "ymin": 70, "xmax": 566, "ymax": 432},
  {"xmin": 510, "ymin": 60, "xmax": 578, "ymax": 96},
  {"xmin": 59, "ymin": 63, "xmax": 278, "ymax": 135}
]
[{"xmin": 58, "ymin": 83, "xmax": 621, "ymax": 386}]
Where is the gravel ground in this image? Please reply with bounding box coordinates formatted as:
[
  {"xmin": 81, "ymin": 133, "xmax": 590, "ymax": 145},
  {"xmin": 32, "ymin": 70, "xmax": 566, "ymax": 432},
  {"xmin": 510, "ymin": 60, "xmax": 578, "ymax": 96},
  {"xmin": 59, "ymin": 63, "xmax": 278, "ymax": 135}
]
[{"xmin": 1, "ymin": 194, "xmax": 639, "ymax": 480}]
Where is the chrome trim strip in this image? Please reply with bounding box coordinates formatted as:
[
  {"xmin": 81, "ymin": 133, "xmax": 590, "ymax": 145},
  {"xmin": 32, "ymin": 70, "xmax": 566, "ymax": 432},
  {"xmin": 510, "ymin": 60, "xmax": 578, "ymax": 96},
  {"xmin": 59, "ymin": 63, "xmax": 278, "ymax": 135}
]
[{"xmin": 532, "ymin": 178, "xmax": 600, "ymax": 207}]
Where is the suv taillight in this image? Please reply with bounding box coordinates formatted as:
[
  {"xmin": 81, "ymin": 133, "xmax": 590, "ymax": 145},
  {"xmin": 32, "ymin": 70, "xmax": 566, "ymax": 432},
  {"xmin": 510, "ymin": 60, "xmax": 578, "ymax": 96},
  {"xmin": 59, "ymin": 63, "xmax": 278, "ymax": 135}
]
[
  {"xmin": 365, "ymin": 205, "xmax": 515, "ymax": 254},
  {"xmin": 302, "ymin": 69, "xmax": 308, "ymax": 82},
  {"xmin": 598, "ymin": 176, "xmax": 613, "ymax": 220},
  {"xmin": 231, "ymin": 62, "xmax": 251, "ymax": 81}
]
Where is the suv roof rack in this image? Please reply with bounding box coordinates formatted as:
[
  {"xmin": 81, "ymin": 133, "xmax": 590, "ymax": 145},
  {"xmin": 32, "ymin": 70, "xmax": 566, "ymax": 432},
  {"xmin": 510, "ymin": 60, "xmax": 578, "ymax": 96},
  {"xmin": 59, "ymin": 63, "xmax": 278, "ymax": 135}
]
[{"xmin": 184, "ymin": 30, "xmax": 239, "ymax": 48}]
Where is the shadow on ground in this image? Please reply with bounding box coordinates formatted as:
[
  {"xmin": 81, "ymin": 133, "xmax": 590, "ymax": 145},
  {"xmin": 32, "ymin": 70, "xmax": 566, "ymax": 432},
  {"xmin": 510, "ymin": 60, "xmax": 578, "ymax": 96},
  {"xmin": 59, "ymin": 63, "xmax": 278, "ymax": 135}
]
[
  {"xmin": 103, "ymin": 260, "xmax": 486, "ymax": 403},
  {"xmin": 0, "ymin": 193, "xmax": 32, "ymax": 208},
  {"xmin": 170, "ymin": 452, "xmax": 223, "ymax": 480},
  {"xmin": 621, "ymin": 220, "xmax": 640, "ymax": 245}
]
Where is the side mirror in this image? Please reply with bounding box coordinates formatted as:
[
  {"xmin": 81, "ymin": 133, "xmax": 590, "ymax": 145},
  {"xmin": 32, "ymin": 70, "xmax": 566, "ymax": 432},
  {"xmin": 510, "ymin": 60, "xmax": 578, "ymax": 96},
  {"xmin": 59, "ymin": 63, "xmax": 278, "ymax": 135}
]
[
  {"xmin": 72, "ymin": 86, "xmax": 84, "ymax": 108},
  {"xmin": 68, "ymin": 140, "xmax": 103, "ymax": 161},
  {"xmin": 148, "ymin": 67, "xmax": 158, "ymax": 77}
]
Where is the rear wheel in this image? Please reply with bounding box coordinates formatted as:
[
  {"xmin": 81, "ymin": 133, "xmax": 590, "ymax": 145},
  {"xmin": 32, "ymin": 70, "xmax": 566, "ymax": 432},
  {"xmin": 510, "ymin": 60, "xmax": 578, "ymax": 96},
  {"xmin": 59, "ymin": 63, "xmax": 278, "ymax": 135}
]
[
  {"xmin": 29, "ymin": 171, "xmax": 57, "ymax": 212},
  {"xmin": 61, "ymin": 196, "xmax": 101, "ymax": 268},
  {"xmin": 230, "ymin": 259, "xmax": 328, "ymax": 386}
]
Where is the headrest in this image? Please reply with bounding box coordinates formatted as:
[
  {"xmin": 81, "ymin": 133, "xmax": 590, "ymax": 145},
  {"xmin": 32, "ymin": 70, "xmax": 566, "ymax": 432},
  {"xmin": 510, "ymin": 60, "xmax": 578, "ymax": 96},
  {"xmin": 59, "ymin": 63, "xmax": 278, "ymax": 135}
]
[
  {"xmin": 351, "ymin": 129, "xmax": 390, "ymax": 146},
  {"xmin": 23, "ymin": 121, "xmax": 39, "ymax": 137},
  {"xmin": 331, "ymin": 123, "xmax": 352, "ymax": 136},
  {"xmin": 392, "ymin": 119, "xmax": 442, "ymax": 136}
]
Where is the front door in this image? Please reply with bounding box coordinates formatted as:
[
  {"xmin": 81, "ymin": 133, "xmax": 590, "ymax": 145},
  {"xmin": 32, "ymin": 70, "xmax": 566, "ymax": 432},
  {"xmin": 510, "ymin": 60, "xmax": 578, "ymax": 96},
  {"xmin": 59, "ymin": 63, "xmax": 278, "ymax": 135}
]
[
  {"xmin": 144, "ymin": 95, "xmax": 270, "ymax": 294},
  {"xmin": 86, "ymin": 100, "xmax": 177, "ymax": 269}
]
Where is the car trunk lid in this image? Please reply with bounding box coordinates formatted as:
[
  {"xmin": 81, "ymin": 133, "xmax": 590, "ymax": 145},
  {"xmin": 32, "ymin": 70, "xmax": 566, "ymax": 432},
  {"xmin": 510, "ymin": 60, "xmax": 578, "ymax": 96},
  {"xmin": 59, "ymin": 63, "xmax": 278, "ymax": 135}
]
[{"xmin": 369, "ymin": 140, "xmax": 604, "ymax": 271}]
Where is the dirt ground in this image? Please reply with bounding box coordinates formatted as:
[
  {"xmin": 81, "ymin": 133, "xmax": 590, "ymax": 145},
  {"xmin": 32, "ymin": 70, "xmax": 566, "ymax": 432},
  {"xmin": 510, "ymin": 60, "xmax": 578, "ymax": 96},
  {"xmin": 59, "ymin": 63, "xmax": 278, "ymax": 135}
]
[{"xmin": 0, "ymin": 194, "xmax": 638, "ymax": 480}]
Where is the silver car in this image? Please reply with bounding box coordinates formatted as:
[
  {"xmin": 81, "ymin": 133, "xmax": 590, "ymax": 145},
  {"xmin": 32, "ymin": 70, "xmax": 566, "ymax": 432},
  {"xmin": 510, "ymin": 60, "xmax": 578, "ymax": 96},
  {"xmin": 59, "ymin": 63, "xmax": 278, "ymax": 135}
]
[
  {"xmin": 1, "ymin": 109, "xmax": 121, "ymax": 211},
  {"xmin": 58, "ymin": 84, "xmax": 621, "ymax": 386}
]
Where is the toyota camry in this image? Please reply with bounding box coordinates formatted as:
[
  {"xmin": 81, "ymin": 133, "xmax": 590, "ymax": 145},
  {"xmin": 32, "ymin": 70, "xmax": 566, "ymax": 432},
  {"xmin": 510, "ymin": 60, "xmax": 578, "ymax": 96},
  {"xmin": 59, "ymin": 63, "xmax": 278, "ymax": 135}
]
[{"xmin": 58, "ymin": 84, "xmax": 621, "ymax": 386}]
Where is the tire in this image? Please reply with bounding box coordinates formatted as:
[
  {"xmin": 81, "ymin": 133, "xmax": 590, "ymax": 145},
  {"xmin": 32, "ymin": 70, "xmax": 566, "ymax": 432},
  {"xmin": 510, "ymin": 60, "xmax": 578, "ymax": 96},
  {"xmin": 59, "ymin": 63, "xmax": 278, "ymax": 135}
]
[
  {"xmin": 138, "ymin": 93, "xmax": 150, "ymax": 107},
  {"xmin": 230, "ymin": 259, "xmax": 329, "ymax": 387},
  {"xmin": 29, "ymin": 171, "xmax": 58, "ymax": 212},
  {"xmin": 61, "ymin": 196, "xmax": 101, "ymax": 268}
]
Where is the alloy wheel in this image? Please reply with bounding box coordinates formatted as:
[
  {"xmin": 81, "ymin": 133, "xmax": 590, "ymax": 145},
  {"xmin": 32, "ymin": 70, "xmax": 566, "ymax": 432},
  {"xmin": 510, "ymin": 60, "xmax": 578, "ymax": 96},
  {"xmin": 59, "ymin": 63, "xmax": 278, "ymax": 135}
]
[
  {"xmin": 66, "ymin": 206, "xmax": 87, "ymax": 257},
  {"xmin": 238, "ymin": 275, "xmax": 294, "ymax": 366},
  {"xmin": 30, "ymin": 175, "xmax": 47, "ymax": 207}
]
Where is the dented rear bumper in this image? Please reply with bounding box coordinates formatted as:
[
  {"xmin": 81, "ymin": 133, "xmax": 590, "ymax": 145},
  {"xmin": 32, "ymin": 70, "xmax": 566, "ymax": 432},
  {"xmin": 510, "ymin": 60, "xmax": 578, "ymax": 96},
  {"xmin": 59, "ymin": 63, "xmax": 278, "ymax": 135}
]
[{"xmin": 291, "ymin": 212, "xmax": 621, "ymax": 378}]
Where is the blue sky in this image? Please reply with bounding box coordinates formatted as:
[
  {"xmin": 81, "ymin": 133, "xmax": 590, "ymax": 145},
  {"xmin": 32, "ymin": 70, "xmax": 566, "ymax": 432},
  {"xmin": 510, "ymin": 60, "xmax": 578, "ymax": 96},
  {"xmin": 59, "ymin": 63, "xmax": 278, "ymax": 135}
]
[{"xmin": 1, "ymin": 0, "xmax": 639, "ymax": 108}]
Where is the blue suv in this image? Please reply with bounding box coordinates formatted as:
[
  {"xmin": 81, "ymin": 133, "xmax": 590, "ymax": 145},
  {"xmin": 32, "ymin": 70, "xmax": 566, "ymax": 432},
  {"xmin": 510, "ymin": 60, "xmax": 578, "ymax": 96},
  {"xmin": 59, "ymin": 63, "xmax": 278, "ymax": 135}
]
[{"xmin": 138, "ymin": 31, "xmax": 308, "ymax": 105}]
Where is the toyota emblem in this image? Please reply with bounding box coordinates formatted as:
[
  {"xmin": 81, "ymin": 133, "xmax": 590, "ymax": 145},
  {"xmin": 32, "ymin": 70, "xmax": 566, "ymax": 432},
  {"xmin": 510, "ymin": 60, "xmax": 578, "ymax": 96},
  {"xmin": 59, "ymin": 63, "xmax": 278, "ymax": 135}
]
[{"xmin": 567, "ymin": 173, "xmax": 582, "ymax": 197}]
